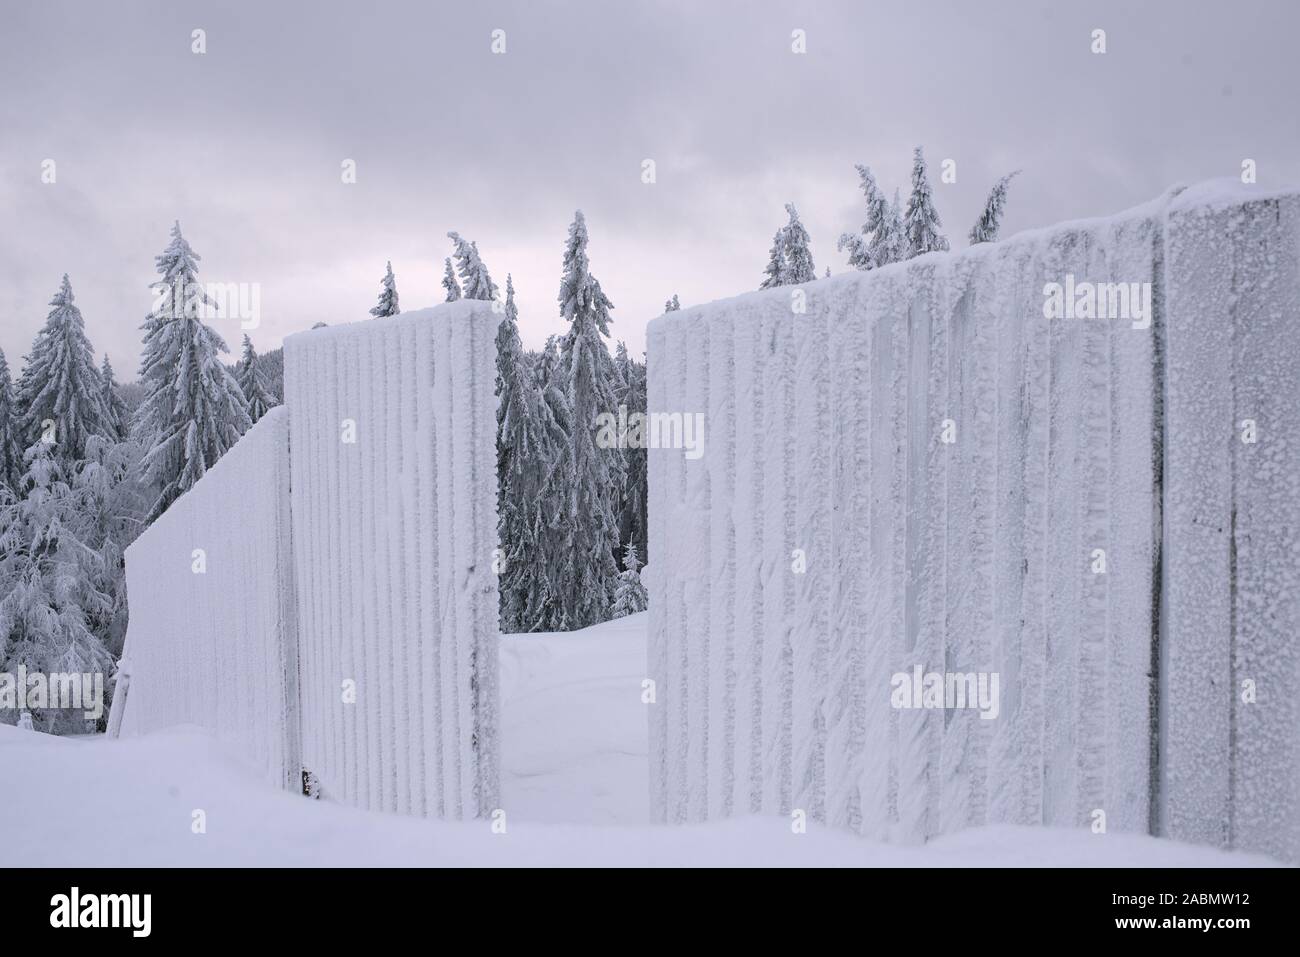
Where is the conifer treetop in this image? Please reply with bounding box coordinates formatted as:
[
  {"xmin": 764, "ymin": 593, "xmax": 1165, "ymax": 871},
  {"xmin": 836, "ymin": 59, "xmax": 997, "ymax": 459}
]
[
  {"xmin": 558, "ymin": 211, "xmax": 614, "ymax": 336},
  {"xmin": 968, "ymin": 169, "xmax": 1022, "ymax": 245},
  {"xmin": 369, "ymin": 261, "xmax": 400, "ymax": 318},
  {"xmin": 15, "ymin": 273, "xmax": 113, "ymax": 460},
  {"xmin": 781, "ymin": 203, "xmax": 816, "ymax": 283},
  {"xmin": 760, "ymin": 227, "xmax": 786, "ymax": 289},
  {"xmin": 903, "ymin": 146, "xmax": 950, "ymax": 257},
  {"xmin": 447, "ymin": 232, "xmax": 498, "ymax": 302},
  {"xmin": 442, "ymin": 257, "xmax": 462, "ymax": 302}
]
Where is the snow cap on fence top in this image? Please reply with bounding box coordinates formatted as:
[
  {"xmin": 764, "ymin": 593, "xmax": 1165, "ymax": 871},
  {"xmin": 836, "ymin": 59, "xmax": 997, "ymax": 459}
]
[{"xmin": 285, "ymin": 299, "xmax": 502, "ymax": 349}]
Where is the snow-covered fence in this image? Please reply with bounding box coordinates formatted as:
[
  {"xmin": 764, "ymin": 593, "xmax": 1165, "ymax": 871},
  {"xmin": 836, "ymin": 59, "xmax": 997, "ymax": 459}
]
[
  {"xmin": 1162, "ymin": 187, "xmax": 1300, "ymax": 863},
  {"xmin": 647, "ymin": 182, "xmax": 1300, "ymax": 862},
  {"xmin": 284, "ymin": 302, "xmax": 501, "ymax": 819},
  {"xmin": 116, "ymin": 408, "xmax": 301, "ymax": 791}
]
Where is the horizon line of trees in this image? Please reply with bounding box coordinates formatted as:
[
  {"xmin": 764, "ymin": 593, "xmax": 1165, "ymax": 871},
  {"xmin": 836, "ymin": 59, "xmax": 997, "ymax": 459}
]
[{"xmin": 760, "ymin": 147, "xmax": 1021, "ymax": 287}]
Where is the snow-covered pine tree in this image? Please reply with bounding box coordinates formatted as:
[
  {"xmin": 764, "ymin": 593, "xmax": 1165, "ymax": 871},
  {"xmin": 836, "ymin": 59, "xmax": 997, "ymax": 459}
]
[
  {"xmin": 442, "ymin": 257, "xmax": 462, "ymax": 302},
  {"xmin": 969, "ymin": 170, "xmax": 1022, "ymax": 245},
  {"xmin": 370, "ymin": 261, "xmax": 400, "ymax": 318},
  {"xmin": 75, "ymin": 432, "xmax": 148, "ymax": 659},
  {"xmin": 0, "ymin": 350, "xmax": 22, "ymax": 491},
  {"xmin": 531, "ymin": 336, "xmax": 573, "ymax": 631},
  {"xmin": 558, "ymin": 210, "xmax": 623, "ymax": 629},
  {"xmin": 236, "ymin": 335, "xmax": 278, "ymax": 424},
  {"xmin": 619, "ymin": 352, "xmax": 648, "ymax": 567},
  {"xmin": 664, "ymin": 294, "xmax": 681, "ymax": 312},
  {"xmin": 612, "ymin": 340, "xmax": 632, "ymax": 397},
  {"xmin": 759, "ymin": 227, "xmax": 787, "ymax": 289},
  {"xmin": 99, "ymin": 355, "xmax": 129, "ymax": 441},
  {"xmin": 837, "ymin": 231, "xmax": 871, "ymax": 270},
  {"xmin": 14, "ymin": 275, "xmax": 113, "ymax": 462},
  {"xmin": 885, "ymin": 188, "xmax": 909, "ymax": 265},
  {"xmin": 612, "ymin": 541, "xmax": 649, "ymax": 617},
  {"xmin": 447, "ymin": 233, "xmax": 499, "ymax": 302},
  {"xmin": 903, "ymin": 146, "xmax": 949, "ymax": 257},
  {"xmin": 495, "ymin": 274, "xmax": 542, "ymax": 632},
  {"xmin": 781, "ymin": 204, "xmax": 816, "ymax": 283},
  {"xmin": 609, "ymin": 339, "xmax": 637, "ymax": 560},
  {"xmin": 134, "ymin": 222, "xmax": 252, "ymax": 522},
  {"xmin": 0, "ymin": 440, "xmax": 115, "ymax": 733},
  {"xmin": 838, "ymin": 164, "xmax": 893, "ymax": 270}
]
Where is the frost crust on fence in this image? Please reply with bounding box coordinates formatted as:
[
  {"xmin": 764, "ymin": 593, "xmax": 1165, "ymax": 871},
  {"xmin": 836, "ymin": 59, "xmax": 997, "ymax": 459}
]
[
  {"xmin": 285, "ymin": 301, "xmax": 501, "ymax": 819},
  {"xmin": 647, "ymin": 181, "xmax": 1300, "ymax": 863},
  {"xmin": 116, "ymin": 407, "xmax": 300, "ymax": 791},
  {"xmin": 1161, "ymin": 184, "xmax": 1300, "ymax": 863}
]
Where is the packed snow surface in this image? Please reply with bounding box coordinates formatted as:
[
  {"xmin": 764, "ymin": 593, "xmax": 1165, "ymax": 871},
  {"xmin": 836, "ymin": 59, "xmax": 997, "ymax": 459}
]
[{"xmin": 0, "ymin": 615, "xmax": 1282, "ymax": 867}]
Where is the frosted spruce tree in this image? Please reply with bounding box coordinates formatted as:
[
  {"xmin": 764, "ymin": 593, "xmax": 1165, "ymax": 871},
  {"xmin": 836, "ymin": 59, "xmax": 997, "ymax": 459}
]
[
  {"xmin": 0, "ymin": 350, "xmax": 22, "ymax": 491},
  {"xmin": 613, "ymin": 340, "xmax": 633, "ymax": 395},
  {"xmin": 837, "ymin": 232, "xmax": 871, "ymax": 270},
  {"xmin": 781, "ymin": 203, "xmax": 816, "ymax": 283},
  {"xmin": 14, "ymin": 275, "xmax": 113, "ymax": 462},
  {"xmin": 969, "ymin": 170, "xmax": 1022, "ymax": 245},
  {"xmin": 903, "ymin": 147, "xmax": 949, "ymax": 257},
  {"xmin": 838, "ymin": 164, "xmax": 892, "ymax": 270},
  {"xmin": 664, "ymin": 294, "xmax": 681, "ymax": 312},
  {"xmin": 530, "ymin": 336, "xmax": 574, "ymax": 631},
  {"xmin": 494, "ymin": 274, "xmax": 530, "ymax": 630},
  {"xmin": 612, "ymin": 541, "xmax": 648, "ymax": 617},
  {"xmin": 558, "ymin": 211, "xmax": 623, "ymax": 629},
  {"xmin": 618, "ymin": 351, "xmax": 648, "ymax": 567},
  {"xmin": 760, "ymin": 205, "xmax": 815, "ymax": 287},
  {"xmin": 135, "ymin": 222, "xmax": 252, "ymax": 521},
  {"xmin": 885, "ymin": 188, "xmax": 909, "ymax": 265},
  {"xmin": 442, "ymin": 257, "xmax": 462, "ymax": 302},
  {"xmin": 236, "ymin": 335, "xmax": 278, "ymax": 424},
  {"xmin": 759, "ymin": 227, "xmax": 787, "ymax": 289},
  {"xmin": 77, "ymin": 428, "xmax": 149, "ymax": 658},
  {"xmin": 99, "ymin": 355, "xmax": 129, "ymax": 441},
  {"xmin": 370, "ymin": 261, "xmax": 400, "ymax": 318},
  {"xmin": 495, "ymin": 276, "xmax": 556, "ymax": 632},
  {"xmin": 447, "ymin": 233, "xmax": 498, "ymax": 301},
  {"xmin": 0, "ymin": 441, "xmax": 115, "ymax": 733}
]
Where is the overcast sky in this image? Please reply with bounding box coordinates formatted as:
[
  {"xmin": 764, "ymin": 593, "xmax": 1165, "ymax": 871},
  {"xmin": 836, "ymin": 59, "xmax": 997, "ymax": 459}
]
[{"xmin": 2, "ymin": 0, "xmax": 1297, "ymax": 375}]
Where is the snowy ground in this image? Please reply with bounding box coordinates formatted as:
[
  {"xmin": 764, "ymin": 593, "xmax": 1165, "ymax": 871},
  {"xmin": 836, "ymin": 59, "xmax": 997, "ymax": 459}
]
[
  {"xmin": 500, "ymin": 612, "xmax": 649, "ymax": 825},
  {"xmin": 0, "ymin": 613, "xmax": 1283, "ymax": 867}
]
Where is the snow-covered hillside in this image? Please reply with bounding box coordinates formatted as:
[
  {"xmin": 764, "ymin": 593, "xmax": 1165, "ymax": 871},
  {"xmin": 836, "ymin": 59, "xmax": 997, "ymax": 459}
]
[{"xmin": 0, "ymin": 614, "xmax": 1283, "ymax": 867}]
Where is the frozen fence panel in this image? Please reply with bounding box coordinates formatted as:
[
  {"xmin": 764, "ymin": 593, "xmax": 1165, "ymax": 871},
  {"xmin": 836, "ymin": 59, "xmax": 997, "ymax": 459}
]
[
  {"xmin": 116, "ymin": 408, "xmax": 300, "ymax": 792},
  {"xmin": 285, "ymin": 302, "xmax": 500, "ymax": 820},
  {"xmin": 647, "ymin": 181, "xmax": 1300, "ymax": 863},
  {"xmin": 1162, "ymin": 184, "xmax": 1300, "ymax": 863}
]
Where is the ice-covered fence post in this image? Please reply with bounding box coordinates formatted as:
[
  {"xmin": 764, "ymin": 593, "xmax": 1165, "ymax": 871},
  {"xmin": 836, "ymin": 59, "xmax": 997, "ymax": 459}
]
[
  {"xmin": 284, "ymin": 302, "xmax": 500, "ymax": 819},
  {"xmin": 116, "ymin": 408, "xmax": 301, "ymax": 792},
  {"xmin": 1162, "ymin": 184, "xmax": 1300, "ymax": 863}
]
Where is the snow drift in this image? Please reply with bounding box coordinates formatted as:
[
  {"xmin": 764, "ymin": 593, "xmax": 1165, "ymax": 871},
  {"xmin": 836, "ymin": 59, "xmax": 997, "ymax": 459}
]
[
  {"xmin": 284, "ymin": 301, "xmax": 501, "ymax": 819},
  {"xmin": 646, "ymin": 181, "xmax": 1300, "ymax": 863},
  {"xmin": 115, "ymin": 407, "xmax": 301, "ymax": 791}
]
